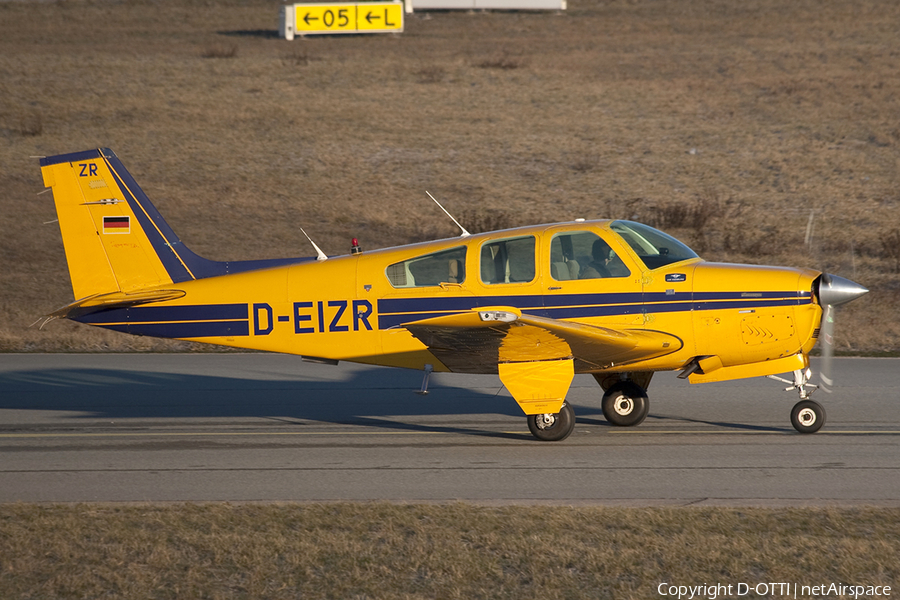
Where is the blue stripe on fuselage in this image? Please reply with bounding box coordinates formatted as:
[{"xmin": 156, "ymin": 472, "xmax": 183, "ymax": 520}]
[
  {"xmin": 75, "ymin": 303, "xmax": 250, "ymax": 338},
  {"xmin": 73, "ymin": 291, "xmax": 814, "ymax": 337},
  {"xmin": 77, "ymin": 303, "xmax": 248, "ymax": 325},
  {"xmin": 99, "ymin": 321, "xmax": 250, "ymax": 338},
  {"xmin": 377, "ymin": 291, "xmax": 812, "ymax": 328}
]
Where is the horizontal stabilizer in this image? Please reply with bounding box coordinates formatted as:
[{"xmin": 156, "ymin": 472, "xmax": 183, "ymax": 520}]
[{"xmin": 48, "ymin": 289, "xmax": 186, "ymax": 320}]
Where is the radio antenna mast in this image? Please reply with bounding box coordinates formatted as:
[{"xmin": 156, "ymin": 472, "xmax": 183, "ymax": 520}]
[
  {"xmin": 299, "ymin": 227, "xmax": 328, "ymax": 261},
  {"xmin": 426, "ymin": 191, "xmax": 470, "ymax": 237}
]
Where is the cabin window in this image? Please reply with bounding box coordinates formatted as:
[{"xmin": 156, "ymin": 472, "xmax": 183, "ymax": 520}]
[
  {"xmin": 549, "ymin": 231, "xmax": 630, "ymax": 281},
  {"xmin": 385, "ymin": 246, "xmax": 467, "ymax": 288},
  {"xmin": 480, "ymin": 236, "xmax": 536, "ymax": 285},
  {"xmin": 610, "ymin": 220, "xmax": 698, "ymax": 270}
]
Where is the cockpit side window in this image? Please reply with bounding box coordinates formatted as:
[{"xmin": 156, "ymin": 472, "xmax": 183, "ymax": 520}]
[
  {"xmin": 480, "ymin": 236, "xmax": 536, "ymax": 285},
  {"xmin": 385, "ymin": 246, "xmax": 467, "ymax": 288},
  {"xmin": 549, "ymin": 231, "xmax": 630, "ymax": 281},
  {"xmin": 610, "ymin": 220, "xmax": 698, "ymax": 270}
]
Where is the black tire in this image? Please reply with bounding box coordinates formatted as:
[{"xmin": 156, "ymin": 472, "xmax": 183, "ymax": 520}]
[
  {"xmin": 601, "ymin": 381, "xmax": 649, "ymax": 427},
  {"xmin": 527, "ymin": 402, "xmax": 575, "ymax": 442},
  {"xmin": 791, "ymin": 399, "xmax": 825, "ymax": 433}
]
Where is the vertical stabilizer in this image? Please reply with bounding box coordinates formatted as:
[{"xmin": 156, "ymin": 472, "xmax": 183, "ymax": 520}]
[
  {"xmin": 41, "ymin": 148, "xmax": 316, "ymax": 302},
  {"xmin": 40, "ymin": 149, "xmax": 174, "ymax": 299}
]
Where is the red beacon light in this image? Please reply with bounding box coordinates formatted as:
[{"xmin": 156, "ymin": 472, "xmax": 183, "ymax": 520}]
[{"xmin": 351, "ymin": 238, "xmax": 362, "ymax": 255}]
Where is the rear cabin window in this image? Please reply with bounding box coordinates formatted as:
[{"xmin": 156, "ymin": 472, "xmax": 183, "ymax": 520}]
[
  {"xmin": 385, "ymin": 246, "xmax": 467, "ymax": 288},
  {"xmin": 549, "ymin": 231, "xmax": 630, "ymax": 281},
  {"xmin": 480, "ymin": 236, "xmax": 536, "ymax": 285}
]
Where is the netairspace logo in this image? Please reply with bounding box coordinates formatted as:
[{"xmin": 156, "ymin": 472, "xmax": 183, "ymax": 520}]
[{"xmin": 657, "ymin": 582, "xmax": 892, "ymax": 600}]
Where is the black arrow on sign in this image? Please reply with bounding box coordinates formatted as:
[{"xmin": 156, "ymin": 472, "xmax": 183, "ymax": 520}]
[{"xmin": 303, "ymin": 13, "xmax": 319, "ymax": 25}]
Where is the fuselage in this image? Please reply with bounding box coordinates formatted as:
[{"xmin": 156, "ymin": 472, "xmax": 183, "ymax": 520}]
[{"xmin": 75, "ymin": 219, "xmax": 822, "ymax": 376}]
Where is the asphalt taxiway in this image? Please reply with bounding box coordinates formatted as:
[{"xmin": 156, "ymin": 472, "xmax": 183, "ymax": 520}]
[{"xmin": 1, "ymin": 354, "xmax": 897, "ymax": 505}]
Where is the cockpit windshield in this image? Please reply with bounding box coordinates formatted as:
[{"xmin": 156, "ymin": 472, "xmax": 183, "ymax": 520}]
[{"xmin": 610, "ymin": 220, "xmax": 698, "ymax": 270}]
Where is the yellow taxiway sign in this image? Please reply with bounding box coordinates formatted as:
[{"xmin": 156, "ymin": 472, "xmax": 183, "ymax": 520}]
[{"xmin": 292, "ymin": 2, "xmax": 403, "ymax": 35}]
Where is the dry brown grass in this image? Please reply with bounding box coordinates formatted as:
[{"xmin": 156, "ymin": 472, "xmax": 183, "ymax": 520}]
[
  {"xmin": 1, "ymin": 0, "xmax": 899, "ymax": 352},
  {"xmin": 201, "ymin": 43, "xmax": 238, "ymax": 59},
  {"xmin": 1, "ymin": 503, "xmax": 898, "ymax": 599}
]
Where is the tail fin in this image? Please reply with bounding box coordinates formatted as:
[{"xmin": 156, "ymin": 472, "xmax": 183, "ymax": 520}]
[
  {"xmin": 41, "ymin": 148, "xmax": 183, "ymax": 299},
  {"xmin": 40, "ymin": 148, "xmax": 309, "ymax": 302}
]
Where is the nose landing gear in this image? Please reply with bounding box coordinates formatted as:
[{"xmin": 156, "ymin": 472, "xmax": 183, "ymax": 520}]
[
  {"xmin": 791, "ymin": 399, "xmax": 826, "ymax": 433},
  {"xmin": 768, "ymin": 368, "xmax": 826, "ymax": 433}
]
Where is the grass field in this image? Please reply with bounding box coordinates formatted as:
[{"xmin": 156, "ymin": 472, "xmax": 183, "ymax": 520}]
[
  {"xmin": 1, "ymin": 503, "xmax": 898, "ymax": 599},
  {"xmin": 1, "ymin": 0, "xmax": 899, "ymax": 353}
]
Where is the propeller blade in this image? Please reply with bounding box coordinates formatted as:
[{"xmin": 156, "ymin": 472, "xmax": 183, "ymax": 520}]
[{"xmin": 819, "ymin": 303, "xmax": 835, "ymax": 393}]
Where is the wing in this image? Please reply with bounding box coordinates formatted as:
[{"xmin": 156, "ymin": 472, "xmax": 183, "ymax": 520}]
[{"xmin": 403, "ymin": 306, "xmax": 682, "ymax": 374}]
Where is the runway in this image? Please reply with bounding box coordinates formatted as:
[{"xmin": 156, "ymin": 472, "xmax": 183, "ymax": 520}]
[{"xmin": 1, "ymin": 354, "xmax": 897, "ymax": 505}]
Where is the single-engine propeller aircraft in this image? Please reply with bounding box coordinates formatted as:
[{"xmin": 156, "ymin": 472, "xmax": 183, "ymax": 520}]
[{"xmin": 38, "ymin": 148, "xmax": 869, "ymax": 441}]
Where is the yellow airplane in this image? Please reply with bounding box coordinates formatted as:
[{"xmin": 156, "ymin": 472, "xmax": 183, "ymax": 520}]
[{"xmin": 39, "ymin": 148, "xmax": 869, "ymax": 441}]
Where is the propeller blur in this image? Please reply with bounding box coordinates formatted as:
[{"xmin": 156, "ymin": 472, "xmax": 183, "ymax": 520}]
[{"xmin": 815, "ymin": 274, "xmax": 869, "ymax": 394}]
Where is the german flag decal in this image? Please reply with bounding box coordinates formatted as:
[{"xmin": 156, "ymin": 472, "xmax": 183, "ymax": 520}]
[{"xmin": 103, "ymin": 216, "xmax": 130, "ymax": 234}]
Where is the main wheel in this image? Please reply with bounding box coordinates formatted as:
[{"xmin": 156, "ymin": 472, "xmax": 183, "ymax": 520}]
[
  {"xmin": 527, "ymin": 402, "xmax": 575, "ymax": 442},
  {"xmin": 791, "ymin": 399, "xmax": 825, "ymax": 433},
  {"xmin": 602, "ymin": 381, "xmax": 649, "ymax": 427}
]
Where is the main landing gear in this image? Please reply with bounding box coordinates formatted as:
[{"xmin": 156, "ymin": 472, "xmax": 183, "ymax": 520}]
[
  {"xmin": 594, "ymin": 373, "xmax": 653, "ymax": 428},
  {"xmin": 768, "ymin": 368, "xmax": 826, "ymax": 433},
  {"xmin": 524, "ymin": 374, "xmax": 652, "ymax": 441},
  {"xmin": 524, "ymin": 373, "xmax": 652, "ymax": 441},
  {"xmin": 527, "ymin": 402, "xmax": 576, "ymax": 442},
  {"xmin": 601, "ymin": 381, "xmax": 650, "ymax": 427}
]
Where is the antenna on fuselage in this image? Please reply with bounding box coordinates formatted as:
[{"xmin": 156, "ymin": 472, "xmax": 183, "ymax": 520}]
[
  {"xmin": 426, "ymin": 191, "xmax": 470, "ymax": 238},
  {"xmin": 299, "ymin": 227, "xmax": 328, "ymax": 261}
]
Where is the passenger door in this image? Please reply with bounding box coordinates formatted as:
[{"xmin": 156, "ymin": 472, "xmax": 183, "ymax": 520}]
[{"xmin": 541, "ymin": 227, "xmax": 644, "ymax": 328}]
